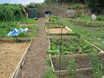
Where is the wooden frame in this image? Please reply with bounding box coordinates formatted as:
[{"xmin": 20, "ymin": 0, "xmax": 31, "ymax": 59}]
[
  {"xmin": 11, "ymin": 39, "xmax": 32, "ymax": 78},
  {"xmin": 48, "ymin": 38, "xmax": 104, "ymax": 76}
]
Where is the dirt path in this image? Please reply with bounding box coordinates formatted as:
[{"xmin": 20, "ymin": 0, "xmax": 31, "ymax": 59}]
[{"xmin": 19, "ymin": 18, "xmax": 49, "ymax": 78}]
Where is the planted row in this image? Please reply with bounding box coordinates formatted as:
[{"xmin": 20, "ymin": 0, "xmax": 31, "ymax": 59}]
[
  {"xmin": 47, "ymin": 38, "xmax": 100, "ymax": 55},
  {"xmin": 70, "ymin": 19, "xmax": 104, "ymax": 27}
]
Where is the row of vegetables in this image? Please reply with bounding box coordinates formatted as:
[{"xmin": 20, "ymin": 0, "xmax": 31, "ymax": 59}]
[{"xmin": 45, "ymin": 16, "xmax": 104, "ymax": 78}]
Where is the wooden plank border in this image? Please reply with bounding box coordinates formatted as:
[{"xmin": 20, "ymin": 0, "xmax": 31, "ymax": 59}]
[
  {"xmin": 48, "ymin": 38, "xmax": 104, "ymax": 75},
  {"xmin": 51, "ymin": 53, "xmax": 104, "ymax": 75},
  {"xmin": 0, "ymin": 38, "xmax": 32, "ymax": 42},
  {"xmin": 11, "ymin": 39, "xmax": 32, "ymax": 78},
  {"xmin": 45, "ymin": 26, "xmax": 76, "ymax": 37}
]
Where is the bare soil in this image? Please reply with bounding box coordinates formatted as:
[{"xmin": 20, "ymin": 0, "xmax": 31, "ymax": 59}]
[
  {"xmin": 52, "ymin": 54, "xmax": 104, "ymax": 71},
  {"xmin": 60, "ymin": 71, "xmax": 94, "ymax": 78},
  {"xmin": 0, "ymin": 42, "xmax": 29, "ymax": 78},
  {"xmin": 18, "ymin": 18, "xmax": 49, "ymax": 78},
  {"xmin": 47, "ymin": 28, "xmax": 70, "ymax": 34}
]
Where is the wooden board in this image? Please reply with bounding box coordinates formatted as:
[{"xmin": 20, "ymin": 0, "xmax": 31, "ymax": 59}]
[
  {"xmin": 11, "ymin": 39, "xmax": 32, "ymax": 78},
  {"xmin": 46, "ymin": 26, "xmax": 73, "ymax": 35},
  {"xmin": 50, "ymin": 53, "xmax": 104, "ymax": 75}
]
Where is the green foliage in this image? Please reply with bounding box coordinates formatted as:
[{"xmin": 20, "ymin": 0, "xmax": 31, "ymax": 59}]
[
  {"xmin": 27, "ymin": 3, "xmax": 44, "ymax": 8},
  {"xmin": 46, "ymin": 57, "xmax": 51, "ymax": 65},
  {"xmin": 96, "ymin": 15, "xmax": 104, "ymax": 21},
  {"xmin": 91, "ymin": 56, "xmax": 103, "ymax": 78},
  {"xmin": 46, "ymin": 49, "xmax": 60, "ymax": 55},
  {"xmin": 49, "ymin": 38, "xmax": 98, "ymax": 55},
  {"xmin": 85, "ymin": 0, "xmax": 104, "ymax": 14},
  {"xmin": 0, "ymin": 21, "xmax": 18, "ymax": 31},
  {"xmin": 67, "ymin": 4, "xmax": 87, "ymax": 9},
  {"xmin": 20, "ymin": 18, "xmax": 38, "ymax": 23},
  {"xmin": 67, "ymin": 59, "xmax": 76, "ymax": 77},
  {"xmin": 43, "ymin": 67, "xmax": 57, "ymax": 78},
  {"xmin": 0, "ymin": 4, "xmax": 24, "ymax": 21},
  {"xmin": 0, "ymin": 21, "xmax": 19, "ymax": 37},
  {"xmin": 44, "ymin": 0, "xmax": 57, "ymax": 4},
  {"xmin": 48, "ymin": 15, "xmax": 60, "ymax": 23},
  {"xmin": 60, "ymin": 18, "xmax": 104, "ymax": 50},
  {"xmin": 44, "ymin": 0, "xmax": 85, "ymax": 4},
  {"xmin": 70, "ymin": 18, "xmax": 104, "ymax": 27},
  {"xmin": 18, "ymin": 32, "xmax": 28, "ymax": 37}
]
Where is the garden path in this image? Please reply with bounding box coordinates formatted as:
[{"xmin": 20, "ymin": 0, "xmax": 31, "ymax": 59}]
[{"xmin": 19, "ymin": 18, "xmax": 49, "ymax": 78}]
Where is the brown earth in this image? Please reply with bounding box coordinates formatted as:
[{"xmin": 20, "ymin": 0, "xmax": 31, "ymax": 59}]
[
  {"xmin": 47, "ymin": 28, "xmax": 70, "ymax": 34},
  {"xmin": 18, "ymin": 18, "xmax": 49, "ymax": 78},
  {"xmin": 60, "ymin": 71, "xmax": 94, "ymax": 78},
  {"xmin": 0, "ymin": 42, "xmax": 29, "ymax": 78},
  {"xmin": 52, "ymin": 54, "xmax": 104, "ymax": 71}
]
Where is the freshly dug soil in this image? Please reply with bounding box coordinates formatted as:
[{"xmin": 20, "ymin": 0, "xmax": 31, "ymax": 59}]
[
  {"xmin": 0, "ymin": 42, "xmax": 29, "ymax": 78},
  {"xmin": 52, "ymin": 54, "xmax": 104, "ymax": 71},
  {"xmin": 47, "ymin": 28, "xmax": 71, "ymax": 34}
]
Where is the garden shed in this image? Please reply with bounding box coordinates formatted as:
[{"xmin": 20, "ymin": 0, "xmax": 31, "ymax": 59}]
[
  {"xmin": 27, "ymin": 8, "xmax": 38, "ymax": 19},
  {"xmin": 44, "ymin": 11, "xmax": 52, "ymax": 17}
]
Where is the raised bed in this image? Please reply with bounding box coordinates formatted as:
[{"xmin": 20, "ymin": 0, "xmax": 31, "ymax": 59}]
[
  {"xmin": 0, "ymin": 40, "xmax": 32, "ymax": 78},
  {"xmin": 45, "ymin": 26, "xmax": 74, "ymax": 36},
  {"xmin": 48, "ymin": 38, "xmax": 104, "ymax": 77},
  {"xmin": 50, "ymin": 54, "xmax": 104, "ymax": 77},
  {"xmin": 48, "ymin": 38, "xmax": 103, "ymax": 55}
]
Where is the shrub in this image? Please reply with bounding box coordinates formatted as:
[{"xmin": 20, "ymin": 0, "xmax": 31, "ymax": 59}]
[
  {"xmin": 96, "ymin": 15, "xmax": 104, "ymax": 21},
  {"xmin": 0, "ymin": 4, "xmax": 24, "ymax": 21},
  {"xmin": 67, "ymin": 4, "xmax": 87, "ymax": 9},
  {"xmin": 27, "ymin": 3, "xmax": 44, "ymax": 8}
]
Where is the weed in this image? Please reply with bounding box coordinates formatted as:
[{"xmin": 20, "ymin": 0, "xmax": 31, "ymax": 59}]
[
  {"xmin": 43, "ymin": 67, "xmax": 57, "ymax": 78},
  {"xmin": 91, "ymin": 56, "xmax": 103, "ymax": 78},
  {"xmin": 67, "ymin": 59, "xmax": 76, "ymax": 77}
]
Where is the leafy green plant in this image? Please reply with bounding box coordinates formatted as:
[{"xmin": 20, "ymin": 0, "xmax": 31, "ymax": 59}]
[
  {"xmin": 67, "ymin": 59, "xmax": 76, "ymax": 77},
  {"xmin": 48, "ymin": 15, "xmax": 60, "ymax": 23},
  {"xmin": 0, "ymin": 4, "xmax": 24, "ymax": 21},
  {"xmin": 49, "ymin": 38, "xmax": 98, "ymax": 55},
  {"xmin": 43, "ymin": 67, "xmax": 57, "ymax": 78},
  {"xmin": 18, "ymin": 32, "xmax": 28, "ymax": 37},
  {"xmin": 46, "ymin": 49, "xmax": 60, "ymax": 55},
  {"xmin": 67, "ymin": 4, "xmax": 87, "ymax": 9},
  {"xmin": 70, "ymin": 18, "xmax": 104, "ymax": 27},
  {"xmin": 20, "ymin": 18, "xmax": 39, "ymax": 23},
  {"xmin": 91, "ymin": 56, "xmax": 103, "ymax": 78},
  {"xmin": 96, "ymin": 15, "xmax": 104, "ymax": 21},
  {"xmin": 0, "ymin": 21, "xmax": 19, "ymax": 37},
  {"xmin": 0, "ymin": 21, "xmax": 18, "ymax": 31},
  {"xmin": 57, "ymin": 18, "xmax": 104, "ymax": 50},
  {"xmin": 27, "ymin": 3, "xmax": 44, "ymax": 8},
  {"xmin": 46, "ymin": 57, "xmax": 51, "ymax": 65}
]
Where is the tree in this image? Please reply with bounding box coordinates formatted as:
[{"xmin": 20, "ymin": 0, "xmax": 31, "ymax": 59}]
[{"xmin": 86, "ymin": 0, "xmax": 104, "ymax": 14}]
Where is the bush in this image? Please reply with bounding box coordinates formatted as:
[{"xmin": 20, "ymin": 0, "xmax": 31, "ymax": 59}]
[
  {"xmin": 85, "ymin": 0, "xmax": 104, "ymax": 14},
  {"xmin": 27, "ymin": 3, "xmax": 44, "ymax": 8},
  {"xmin": 0, "ymin": 4, "xmax": 24, "ymax": 21},
  {"xmin": 67, "ymin": 4, "xmax": 87, "ymax": 9},
  {"xmin": 0, "ymin": 21, "xmax": 18, "ymax": 31},
  {"xmin": 96, "ymin": 16, "xmax": 104, "ymax": 21}
]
